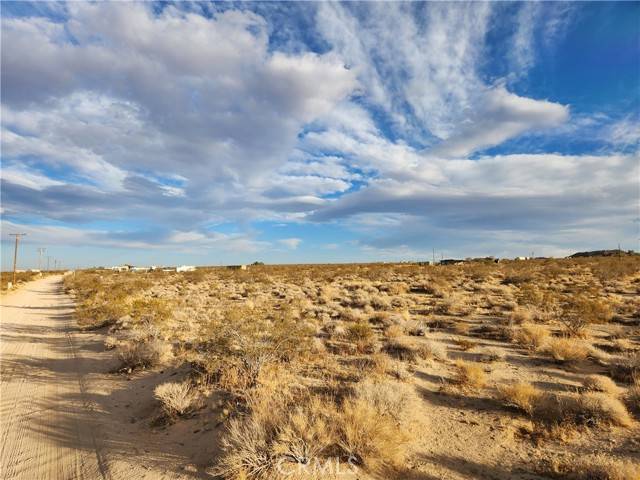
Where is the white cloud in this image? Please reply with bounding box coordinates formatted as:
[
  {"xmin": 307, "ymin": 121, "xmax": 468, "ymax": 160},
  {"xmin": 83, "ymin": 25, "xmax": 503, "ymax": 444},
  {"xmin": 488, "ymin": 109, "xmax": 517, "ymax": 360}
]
[
  {"xmin": 430, "ymin": 87, "xmax": 569, "ymax": 157},
  {"xmin": 278, "ymin": 238, "xmax": 302, "ymax": 249},
  {"xmin": 0, "ymin": 165, "xmax": 64, "ymax": 190},
  {"xmin": 1, "ymin": 4, "xmax": 358, "ymax": 191},
  {"xmin": 316, "ymin": 2, "xmax": 492, "ymax": 140},
  {"xmin": 606, "ymin": 118, "xmax": 640, "ymax": 148}
]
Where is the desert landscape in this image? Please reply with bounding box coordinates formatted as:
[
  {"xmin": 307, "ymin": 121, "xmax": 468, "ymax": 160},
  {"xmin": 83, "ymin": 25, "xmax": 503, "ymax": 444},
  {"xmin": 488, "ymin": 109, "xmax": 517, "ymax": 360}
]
[
  {"xmin": 2, "ymin": 2, "xmax": 639, "ymax": 479},
  {"xmin": 4, "ymin": 256, "xmax": 637, "ymax": 479}
]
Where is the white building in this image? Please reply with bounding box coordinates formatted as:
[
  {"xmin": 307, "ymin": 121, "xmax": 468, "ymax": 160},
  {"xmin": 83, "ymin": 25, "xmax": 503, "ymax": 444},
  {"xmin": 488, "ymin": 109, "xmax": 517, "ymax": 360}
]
[{"xmin": 177, "ymin": 265, "xmax": 196, "ymax": 272}]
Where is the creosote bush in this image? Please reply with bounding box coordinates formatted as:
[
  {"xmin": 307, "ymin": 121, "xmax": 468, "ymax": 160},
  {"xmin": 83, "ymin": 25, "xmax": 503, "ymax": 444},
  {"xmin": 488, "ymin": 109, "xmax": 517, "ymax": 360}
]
[{"xmin": 560, "ymin": 294, "xmax": 613, "ymax": 337}]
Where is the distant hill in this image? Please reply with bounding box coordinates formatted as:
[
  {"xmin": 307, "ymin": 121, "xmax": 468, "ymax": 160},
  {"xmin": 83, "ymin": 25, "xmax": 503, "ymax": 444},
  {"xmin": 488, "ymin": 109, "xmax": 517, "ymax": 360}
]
[{"xmin": 569, "ymin": 249, "xmax": 638, "ymax": 258}]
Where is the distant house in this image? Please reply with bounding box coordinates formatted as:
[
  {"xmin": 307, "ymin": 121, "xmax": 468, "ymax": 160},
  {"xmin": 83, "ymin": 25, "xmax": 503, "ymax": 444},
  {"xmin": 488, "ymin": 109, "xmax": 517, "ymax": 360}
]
[
  {"xmin": 227, "ymin": 265, "xmax": 247, "ymax": 270},
  {"xmin": 110, "ymin": 265, "xmax": 130, "ymax": 272},
  {"xmin": 440, "ymin": 259, "xmax": 465, "ymax": 265},
  {"xmin": 131, "ymin": 266, "xmax": 150, "ymax": 272},
  {"xmin": 177, "ymin": 265, "xmax": 196, "ymax": 272},
  {"xmin": 515, "ymin": 256, "xmax": 530, "ymax": 261}
]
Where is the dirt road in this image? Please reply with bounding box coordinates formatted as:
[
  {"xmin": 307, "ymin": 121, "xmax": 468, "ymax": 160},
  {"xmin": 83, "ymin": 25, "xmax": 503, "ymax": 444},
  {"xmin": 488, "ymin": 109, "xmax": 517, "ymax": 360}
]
[{"xmin": 1, "ymin": 275, "xmax": 110, "ymax": 479}]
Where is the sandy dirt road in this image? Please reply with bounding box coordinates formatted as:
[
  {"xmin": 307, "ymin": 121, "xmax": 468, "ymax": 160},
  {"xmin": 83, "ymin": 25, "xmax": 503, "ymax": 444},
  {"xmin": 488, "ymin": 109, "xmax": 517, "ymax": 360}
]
[
  {"xmin": 1, "ymin": 275, "xmax": 216, "ymax": 480},
  {"xmin": 1, "ymin": 275, "xmax": 110, "ymax": 479}
]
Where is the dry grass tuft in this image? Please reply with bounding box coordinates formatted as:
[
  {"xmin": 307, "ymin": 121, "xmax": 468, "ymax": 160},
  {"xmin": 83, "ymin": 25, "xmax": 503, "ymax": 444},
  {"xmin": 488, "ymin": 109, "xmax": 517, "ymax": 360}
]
[
  {"xmin": 546, "ymin": 337, "xmax": 590, "ymax": 363},
  {"xmin": 610, "ymin": 353, "xmax": 640, "ymax": 383},
  {"xmin": 420, "ymin": 341, "xmax": 448, "ymax": 362},
  {"xmin": 117, "ymin": 339, "xmax": 172, "ymax": 369},
  {"xmin": 513, "ymin": 323, "xmax": 549, "ymax": 351},
  {"xmin": 154, "ymin": 381, "xmax": 199, "ymax": 417},
  {"xmin": 497, "ymin": 381, "xmax": 541, "ymax": 415},
  {"xmin": 383, "ymin": 337, "xmax": 421, "ymax": 362},
  {"xmin": 582, "ymin": 375, "xmax": 621, "ymax": 396},
  {"xmin": 334, "ymin": 395, "xmax": 412, "ymax": 473},
  {"xmin": 626, "ymin": 379, "xmax": 640, "ymax": 416},
  {"xmin": 478, "ymin": 347, "xmax": 505, "ymax": 363},
  {"xmin": 453, "ymin": 337, "xmax": 477, "ymax": 351},
  {"xmin": 452, "ymin": 360, "xmax": 487, "ymax": 390},
  {"xmin": 533, "ymin": 391, "xmax": 632, "ymax": 428},
  {"xmin": 542, "ymin": 454, "xmax": 640, "ymax": 480}
]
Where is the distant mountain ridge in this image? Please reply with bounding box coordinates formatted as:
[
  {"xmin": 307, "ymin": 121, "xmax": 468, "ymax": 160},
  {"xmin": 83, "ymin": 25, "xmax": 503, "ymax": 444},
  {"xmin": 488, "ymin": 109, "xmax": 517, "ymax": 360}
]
[{"xmin": 569, "ymin": 249, "xmax": 638, "ymax": 258}]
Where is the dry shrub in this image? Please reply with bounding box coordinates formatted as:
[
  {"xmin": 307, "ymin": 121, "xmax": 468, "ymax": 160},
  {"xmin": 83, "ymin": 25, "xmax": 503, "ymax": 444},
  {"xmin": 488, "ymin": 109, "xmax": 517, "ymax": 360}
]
[
  {"xmin": 384, "ymin": 324, "xmax": 404, "ymax": 339},
  {"xmin": 104, "ymin": 335, "xmax": 119, "ymax": 350},
  {"xmin": 117, "ymin": 339, "xmax": 172, "ymax": 369},
  {"xmin": 498, "ymin": 381, "xmax": 541, "ymax": 415},
  {"xmin": 513, "ymin": 323, "xmax": 549, "ymax": 351},
  {"xmin": 352, "ymin": 379, "xmax": 420, "ymax": 428},
  {"xmin": 452, "ymin": 360, "xmax": 487, "ymax": 390},
  {"xmin": 370, "ymin": 294, "xmax": 391, "ymax": 311},
  {"xmin": 405, "ymin": 320, "xmax": 427, "ymax": 337},
  {"xmin": 453, "ymin": 337, "xmax": 477, "ymax": 351},
  {"xmin": 215, "ymin": 415, "xmax": 281, "ymax": 479},
  {"xmin": 383, "ymin": 337, "xmax": 422, "ymax": 362},
  {"xmin": 130, "ymin": 297, "xmax": 172, "ymax": 325},
  {"xmin": 435, "ymin": 294, "xmax": 475, "ymax": 316},
  {"xmin": 340, "ymin": 308, "xmax": 363, "ymax": 322},
  {"xmin": 543, "ymin": 454, "xmax": 640, "ymax": 480},
  {"xmin": 533, "ymin": 391, "xmax": 632, "ymax": 428},
  {"xmin": 582, "ymin": 375, "xmax": 621, "ymax": 397},
  {"xmin": 478, "ymin": 347, "xmax": 505, "ymax": 363},
  {"xmin": 215, "ymin": 380, "xmax": 417, "ymax": 479},
  {"xmin": 626, "ymin": 379, "xmax": 640, "ymax": 415},
  {"xmin": 610, "ymin": 352, "xmax": 640, "ymax": 383},
  {"xmin": 387, "ymin": 360, "xmax": 412, "ymax": 382},
  {"xmin": 420, "ymin": 341, "xmax": 447, "ymax": 362},
  {"xmin": 546, "ymin": 337, "xmax": 589, "ymax": 363},
  {"xmin": 360, "ymin": 353, "xmax": 392, "ymax": 377},
  {"xmin": 346, "ymin": 322, "xmax": 377, "ymax": 354},
  {"xmin": 272, "ymin": 400, "xmax": 335, "ymax": 474},
  {"xmin": 334, "ymin": 397, "xmax": 410, "ymax": 473},
  {"xmin": 561, "ymin": 294, "xmax": 614, "ymax": 336},
  {"xmin": 154, "ymin": 381, "xmax": 198, "ymax": 417},
  {"xmin": 612, "ymin": 338, "xmax": 635, "ymax": 353},
  {"xmin": 453, "ymin": 322, "xmax": 471, "ymax": 335},
  {"xmin": 509, "ymin": 306, "xmax": 533, "ymax": 324}
]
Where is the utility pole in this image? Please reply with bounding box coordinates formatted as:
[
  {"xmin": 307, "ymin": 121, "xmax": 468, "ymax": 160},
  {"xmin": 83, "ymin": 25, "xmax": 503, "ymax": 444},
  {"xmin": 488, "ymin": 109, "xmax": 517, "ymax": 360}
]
[
  {"xmin": 9, "ymin": 233, "xmax": 27, "ymax": 287},
  {"xmin": 37, "ymin": 247, "xmax": 46, "ymax": 271}
]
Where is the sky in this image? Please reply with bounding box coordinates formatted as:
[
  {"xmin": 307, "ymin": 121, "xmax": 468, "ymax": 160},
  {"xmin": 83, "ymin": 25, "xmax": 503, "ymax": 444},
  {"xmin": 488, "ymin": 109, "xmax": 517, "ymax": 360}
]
[{"xmin": 1, "ymin": 1, "xmax": 639, "ymax": 269}]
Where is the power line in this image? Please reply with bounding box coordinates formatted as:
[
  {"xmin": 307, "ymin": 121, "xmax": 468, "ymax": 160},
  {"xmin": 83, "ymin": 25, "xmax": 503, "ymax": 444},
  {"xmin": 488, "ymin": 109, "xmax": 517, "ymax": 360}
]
[
  {"xmin": 37, "ymin": 248, "xmax": 46, "ymax": 271},
  {"xmin": 9, "ymin": 233, "xmax": 27, "ymax": 287}
]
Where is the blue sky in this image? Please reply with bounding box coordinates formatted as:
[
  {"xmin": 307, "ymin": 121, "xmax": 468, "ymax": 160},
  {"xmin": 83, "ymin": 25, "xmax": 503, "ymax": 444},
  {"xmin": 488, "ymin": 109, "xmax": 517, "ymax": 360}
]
[{"xmin": 1, "ymin": 1, "xmax": 638, "ymax": 269}]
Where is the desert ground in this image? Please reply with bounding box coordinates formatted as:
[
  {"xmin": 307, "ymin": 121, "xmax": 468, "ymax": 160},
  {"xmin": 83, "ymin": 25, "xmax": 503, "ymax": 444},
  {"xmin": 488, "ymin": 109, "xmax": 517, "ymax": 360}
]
[{"xmin": 1, "ymin": 257, "xmax": 639, "ymax": 479}]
